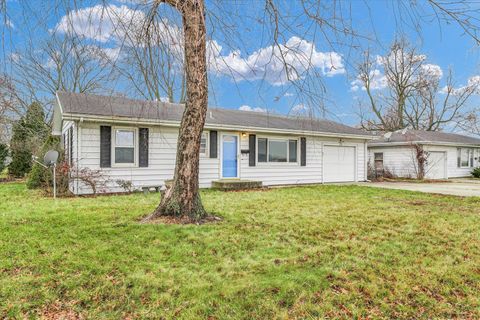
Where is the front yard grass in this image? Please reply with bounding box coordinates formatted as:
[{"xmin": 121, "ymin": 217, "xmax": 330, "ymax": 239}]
[{"xmin": 1, "ymin": 182, "xmax": 479, "ymax": 319}]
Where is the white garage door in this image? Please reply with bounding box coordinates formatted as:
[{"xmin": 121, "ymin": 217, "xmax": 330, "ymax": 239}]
[
  {"xmin": 426, "ymin": 151, "xmax": 447, "ymax": 179},
  {"xmin": 324, "ymin": 146, "xmax": 356, "ymax": 182}
]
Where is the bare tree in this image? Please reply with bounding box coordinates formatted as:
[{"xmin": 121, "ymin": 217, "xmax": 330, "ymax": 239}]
[
  {"xmin": 114, "ymin": 8, "xmax": 186, "ymax": 103},
  {"xmin": 11, "ymin": 32, "xmax": 113, "ymax": 115},
  {"xmin": 455, "ymin": 107, "xmax": 480, "ymax": 137},
  {"xmin": 4, "ymin": 0, "xmax": 480, "ymax": 221},
  {"xmin": 0, "ymin": 75, "xmax": 24, "ymax": 143},
  {"xmin": 144, "ymin": 0, "xmax": 208, "ymax": 221},
  {"xmin": 138, "ymin": 1, "xmax": 480, "ymax": 222},
  {"xmin": 355, "ymin": 39, "xmax": 478, "ymax": 132}
]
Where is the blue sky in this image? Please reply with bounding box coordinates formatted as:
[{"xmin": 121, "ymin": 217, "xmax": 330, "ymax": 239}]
[{"xmin": 1, "ymin": 0, "xmax": 479, "ymax": 127}]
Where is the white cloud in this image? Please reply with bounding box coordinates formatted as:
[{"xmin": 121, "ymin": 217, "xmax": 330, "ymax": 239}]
[
  {"xmin": 467, "ymin": 75, "xmax": 480, "ymax": 88},
  {"xmin": 238, "ymin": 105, "xmax": 267, "ymax": 112},
  {"xmin": 350, "ymin": 69, "xmax": 387, "ymax": 91},
  {"xmin": 9, "ymin": 53, "xmax": 20, "ymax": 63},
  {"xmin": 86, "ymin": 45, "xmax": 122, "ymax": 63},
  {"xmin": 440, "ymin": 75, "xmax": 480, "ymax": 95},
  {"xmin": 4, "ymin": 18, "xmax": 14, "ymax": 29},
  {"xmin": 420, "ymin": 63, "xmax": 443, "ymax": 80},
  {"xmin": 208, "ymin": 36, "xmax": 345, "ymax": 86},
  {"xmin": 55, "ymin": 6, "xmax": 344, "ymax": 87},
  {"xmin": 377, "ymin": 50, "xmax": 426, "ymax": 69},
  {"xmin": 54, "ymin": 4, "xmax": 147, "ymax": 44},
  {"xmin": 284, "ymin": 92, "xmax": 294, "ymax": 97},
  {"xmin": 291, "ymin": 103, "xmax": 309, "ymax": 114},
  {"xmin": 352, "ymin": 50, "xmax": 442, "ymax": 92}
]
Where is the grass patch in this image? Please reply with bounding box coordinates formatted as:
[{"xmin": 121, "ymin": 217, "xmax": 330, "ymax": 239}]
[{"xmin": 1, "ymin": 183, "xmax": 479, "ymax": 319}]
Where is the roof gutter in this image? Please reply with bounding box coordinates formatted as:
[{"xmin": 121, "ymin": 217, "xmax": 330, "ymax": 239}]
[
  {"xmin": 62, "ymin": 113, "xmax": 375, "ymax": 140},
  {"xmin": 369, "ymin": 141, "xmax": 480, "ymax": 147}
]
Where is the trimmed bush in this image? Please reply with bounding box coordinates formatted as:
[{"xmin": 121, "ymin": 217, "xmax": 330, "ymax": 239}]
[{"xmin": 472, "ymin": 167, "xmax": 480, "ymax": 178}]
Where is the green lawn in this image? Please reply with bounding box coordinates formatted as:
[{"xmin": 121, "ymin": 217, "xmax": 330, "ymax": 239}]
[{"xmin": 1, "ymin": 183, "xmax": 479, "ymax": 319}]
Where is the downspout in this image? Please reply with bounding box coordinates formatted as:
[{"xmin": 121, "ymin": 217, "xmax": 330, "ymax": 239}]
[
  {"xmin": 321, "ymin": 142, "xmax": 324, "ymax": 184},
  {"xmin": 76, "ymin": 120, "xmax": 80, "ymax": 194},
  {"xmin": 364, "ymin": 141, "xmax": 368, "ymax": 181}
]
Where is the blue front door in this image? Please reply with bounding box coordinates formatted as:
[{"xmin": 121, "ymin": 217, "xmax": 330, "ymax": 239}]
[{"xmin": 222, "ymin": 135, "xmax": 238, "ymax": 178}]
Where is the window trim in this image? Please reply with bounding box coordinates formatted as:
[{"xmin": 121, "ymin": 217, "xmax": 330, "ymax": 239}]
[
  {"xmin": 256, "ymin": 137, "xmax": 299, "ymax": 165},
  {"xmin": 112, "ymin": 127, "xmax": 138, "ymax": 167},
  {"xmin": 458, "ymin": 147, "xmax": 474, "ymax": 168},
  {"xmin": 200, "ymin": 131, "xmax": 209, "ymax": 157}
]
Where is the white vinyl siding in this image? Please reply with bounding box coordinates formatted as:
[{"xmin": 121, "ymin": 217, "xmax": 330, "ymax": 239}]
[
  {"xmin": 71, "ymin": 122, "xmax": 368, "ymax": 194},
  {"xmin": 242, "ymin": 134, "xmax": 366, "ymax": 186},
  {"xmin": 74, "ymin": 124, "xmax": 221, "ymax": 194},
  {"xmin": 369, "ymin": 145, "xmax": 480, "ymax": 179},
  {"xmin": 61, "ymin": 120, "xmax": 78, "ymax": 194}
]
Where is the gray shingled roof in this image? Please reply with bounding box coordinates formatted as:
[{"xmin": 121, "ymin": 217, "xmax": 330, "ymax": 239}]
[
  {"xmin": 369, "ymin": 129, "xmax": 480, "ymax": 146},
  {"xmin": 56, "ymin": 91, "xmax": 372, "ymax": 137}
]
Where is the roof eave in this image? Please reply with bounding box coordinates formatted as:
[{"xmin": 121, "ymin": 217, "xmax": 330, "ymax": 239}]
[
  {"xmin": 62, "ymin": 113, "xmax": 374, "ymax": 140},
  {"xmin": 368, "ymin": 141, "xmax": 480, "ymax": 147}
]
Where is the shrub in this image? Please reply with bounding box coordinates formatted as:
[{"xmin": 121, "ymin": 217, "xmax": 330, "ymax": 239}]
[
  {"xmin": 9, "ymin": 120, "xmax": 31, "ymax": 177},
  {"xmin": 26, "ymin": 135, "xmax": 61, "ymax": 189},
  {"xmin": 0, "ymin": 143, "xmax": 8, "ymax": 173},
  {"xmin": 472, "ymin": 167, "xmax": 480, "ymax": 178},
  {"xmin": 116, "ymin": 179, "xmax": 134, "ymax": 193},
  {"xmin": 8, "ymin": 101, "xmax": 49, "ymax": 178}
]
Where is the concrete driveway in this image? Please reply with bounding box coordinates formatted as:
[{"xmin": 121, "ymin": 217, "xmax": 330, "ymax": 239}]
[{"xmin": 359, "ymin": 180, "xmax": 480, "ymax": 197}]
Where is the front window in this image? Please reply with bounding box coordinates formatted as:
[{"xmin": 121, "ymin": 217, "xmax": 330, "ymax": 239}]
[
  {"xmin": 269, "ymin": 140, "xmax": 288, "ymax": 162},
  {"xmin": 200, "ymin": 132, "xmax": 208, "ymax": 156},
  {"xmin": 289, "ymin": 140, "xmax": 297, "ymax": 162},
  {"xmin": 258, "ymin": 138, "xmax": 298, "ymax": 163},
  {"xmin": 458, "ymin": 148, "xmax": 474, "ymax": 168},
  {"xmin": 258, "ymin": 138, "xmax": 267, "ymax": 162},
  {"xmin": 114, "ymin": 129, "xmax": 135, "ymax": 164}
]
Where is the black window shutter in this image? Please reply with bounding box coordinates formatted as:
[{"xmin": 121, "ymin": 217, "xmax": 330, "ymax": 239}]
[
  {"xmin": 69, "ymin": 126, "xmax": 73, "ymax": 164},
  {"xmin": 210, "ymin": 130, "xmax": 218, "ymax": 158},
  {"xmin": 249, "ymin": 134, "xmax": 256, "ymax": 166},
  {"xmin": 457, "ymin": 148, "xmax": 461, "ymax": 168},
  {"xmin": 100, "ymin": 126, "xmax": 111, "ymax": 168},
  {"xmin": 139, "ymin": 128, "xmax": 149, "ymax": 167},
  {"xmin": 300, "ymin": 137, "xmax": 306, "ymax": 166},
  {"xmin": 63, "ymin": 133, "xmax": 67, "ymax": 158}
]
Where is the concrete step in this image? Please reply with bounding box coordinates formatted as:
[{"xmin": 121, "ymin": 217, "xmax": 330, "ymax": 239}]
[{"xmin": 212, "ymin": 179, "xmax": 263, "ymax": 191}]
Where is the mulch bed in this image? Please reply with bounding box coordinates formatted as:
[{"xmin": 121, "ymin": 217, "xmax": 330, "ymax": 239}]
[{"xmin": 141, "ymin": 214, "xmax": 223, "ymax": 225}]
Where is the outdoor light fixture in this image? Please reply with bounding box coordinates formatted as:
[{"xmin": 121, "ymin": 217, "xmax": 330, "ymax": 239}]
[{"xmin": 241, "ymin": 132, "xmax": 247, "ymax": 138}]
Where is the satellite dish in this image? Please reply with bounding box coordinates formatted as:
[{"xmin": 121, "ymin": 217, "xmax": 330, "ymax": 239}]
[{"xmin": 43, "ymin": 150, "xmax": 59, "ymax": 167}]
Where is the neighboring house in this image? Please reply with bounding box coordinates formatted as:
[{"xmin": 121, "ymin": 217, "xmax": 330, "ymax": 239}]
[
  {"xmin": 368, "ymin": 129, "xmax": 480, "ymax": 180},
  {"xmin": 52, "ymin": 92, "xmax": 373, "ymax": 195}
]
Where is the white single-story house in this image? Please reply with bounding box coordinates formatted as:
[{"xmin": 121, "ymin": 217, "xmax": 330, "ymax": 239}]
[
  {"xmin": 368, "ymin": 129, "xmax": 480, "ymax": 180},
  {"xmin": 52, "ymin": 92, "xmax": 374, "ymax": 195}
]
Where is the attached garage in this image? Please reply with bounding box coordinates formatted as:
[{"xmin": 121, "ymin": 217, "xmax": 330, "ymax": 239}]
[
  {"xmin": 368, "ymin": 129, "xmax": 480, "ymax": 180},
  {"xmin": 425, "ymin": 151, "xmax": 447, "ymax": 179},
  {"xmin": 323, "ymin": 145, "xmax": 356, "ymax": 182}
]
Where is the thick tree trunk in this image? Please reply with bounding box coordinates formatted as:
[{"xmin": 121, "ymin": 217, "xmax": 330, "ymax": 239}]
[{"xmin": 144, "ymin": 0, "xmax": 208, "ymax": 222}]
